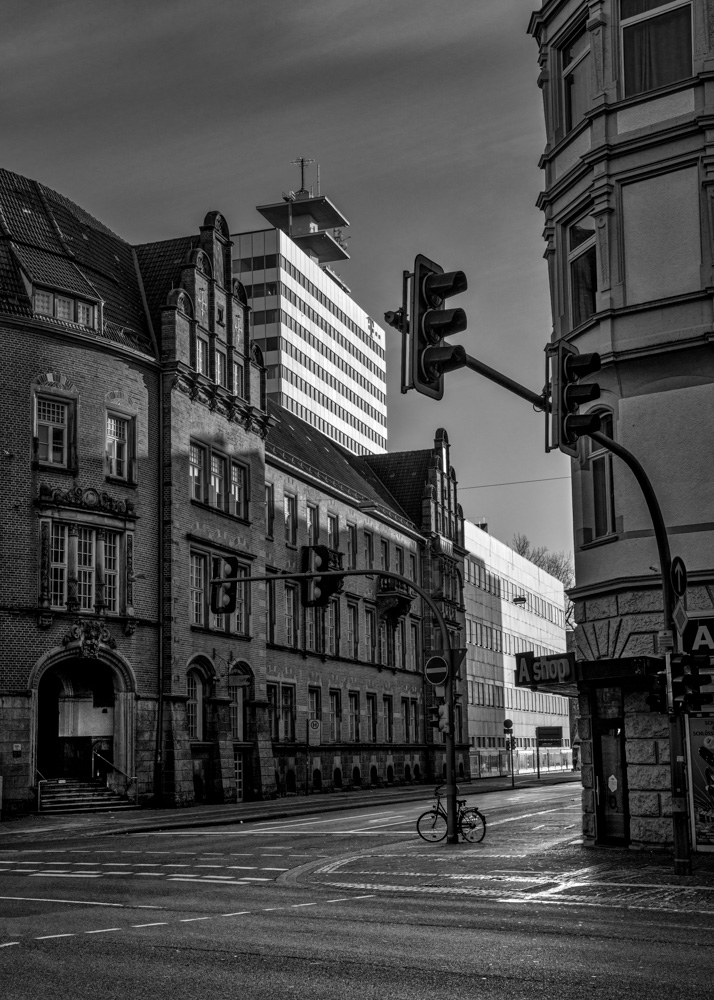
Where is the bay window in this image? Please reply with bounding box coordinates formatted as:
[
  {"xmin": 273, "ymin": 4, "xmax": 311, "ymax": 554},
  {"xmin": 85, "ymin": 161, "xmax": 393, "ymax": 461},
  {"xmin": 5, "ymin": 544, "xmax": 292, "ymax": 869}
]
[
  {"xmin": 621, "ymin": 1, "xmax": 692, "ymax": 98},
  {"xmin": 568, "ymin": 214, "xmax": 597, "ymax": 329}
]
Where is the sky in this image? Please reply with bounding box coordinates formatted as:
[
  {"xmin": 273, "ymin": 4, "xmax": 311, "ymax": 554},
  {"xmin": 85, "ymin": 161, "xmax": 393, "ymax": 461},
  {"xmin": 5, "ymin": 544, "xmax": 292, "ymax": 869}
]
[{"xmin": 2, "ymin": 0, "xmax": 573, "ymax": 556}]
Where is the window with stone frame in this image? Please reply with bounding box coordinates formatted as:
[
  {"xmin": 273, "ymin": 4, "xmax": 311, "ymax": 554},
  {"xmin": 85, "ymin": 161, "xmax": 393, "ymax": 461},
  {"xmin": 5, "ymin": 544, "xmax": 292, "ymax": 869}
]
[
  {"xmin": 265, "ymin": 483, "xmax": 275, "ymax": 538},
  {"xmin": 568, "ymin": 213, "xmax": 597, "ymax": 329},
  {"xmin": 329, "ymin": 689, "xmax": 341, "ymax": 742},
  {"xmin": 560, "ymin": 21, "xmax": 590, "ymax": 134},
  {"xmin": 346, "ymin": 602, "xmax": 359, "ymax": 658},
  {"xmin": 382, "ymin": 695, "xmax": 394, "ymax": 743},
  {"xmin": 284, "ymin": 493, "xmax": 298, "ymax": 546},
  {"xmin": 307, "ymin": 503, "xmax": 319, "ymax": 545},
  {"xmin": 621, "ymin": 0, "xmax": 692, "ymax": 99},
  {"xmin": 35, "ymin": 394, "xmax": 76, "ymax": 470},
  {"xmin": 190, "ymin": 440, "xmax": 248, "ymax": 520},
  {"xmin": 346, "ymin": 523, "xmax": 357, "ymax": 569},
  {"xmin": 326, "ymin": 597, "xmax": 339, "ymax": 655},
  {"xmin": 228, "ymin": 671, "xmax": 248, "ymax": 741},
  {"xmin": 45, "ymin": 522, "xmax": 123, "ymax": 615},
  {"xmin": 365, "ymin": 607, "xmax": 376, "ymax": 663},
  {"xmin": 209, "ymin": 555, "xmax": 249, "ymax": 635},
  {"xmin": 366, "ymin": 693, "xmax": 377, "ymax": 742},
  {"xmin": 106, "ymin": 412, "xmax": 136, "ymax": 482},
  {"xmin": 348, "ymin": 692, "xmax": 360, "ymax": 742},
  {"xmin": 281, "ymin": 685, "xmax": 296, "ymax": 741},
  {"xmin": 215, "ymin": 349, "xmax": 228, "ymax": 387},
  {"xmin": 266, "ymin": 683, "xmax": 279, "ymax": 740},
  {"xmin": 587, "ymin": 411, "xmax": 617, "ymax": 541},
  {"xmin": 284, "ymin": 583, "xmax": 298, "ymax": 646},
  {"xmin": 233, "ymin": 360, "xmax": 245, "ymax": 399},
  {"xmin": 327, "ymin": 513, "xmax": 339, "ymax": 551},
  {"xmin": 196, "ymin": 335, "xmax": 210, "ymax": 375}
]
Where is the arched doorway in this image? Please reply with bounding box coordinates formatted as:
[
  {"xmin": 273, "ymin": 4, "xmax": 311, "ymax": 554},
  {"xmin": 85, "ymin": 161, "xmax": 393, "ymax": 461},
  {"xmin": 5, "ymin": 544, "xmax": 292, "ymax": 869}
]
[{"xmin": 33, "ymin": 646, "xmax": 136, "ymax": 789}]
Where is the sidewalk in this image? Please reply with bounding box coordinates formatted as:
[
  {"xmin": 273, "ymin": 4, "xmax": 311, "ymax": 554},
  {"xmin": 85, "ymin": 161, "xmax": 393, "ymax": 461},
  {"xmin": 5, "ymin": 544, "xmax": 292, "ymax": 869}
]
[{"xmin": 0, "ymin": 771, "xmax": 581, "ymax": 843}]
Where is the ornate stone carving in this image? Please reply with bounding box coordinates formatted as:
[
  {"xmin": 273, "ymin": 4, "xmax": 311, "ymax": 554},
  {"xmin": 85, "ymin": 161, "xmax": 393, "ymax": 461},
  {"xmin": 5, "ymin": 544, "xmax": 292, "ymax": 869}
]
[
  {"xmin": 38, "ymin": 484, "xmax": 136, "ymax": 518},
  {"xmin": 62, "ymin": 617, "xmax": 117, "ymax": 658}
]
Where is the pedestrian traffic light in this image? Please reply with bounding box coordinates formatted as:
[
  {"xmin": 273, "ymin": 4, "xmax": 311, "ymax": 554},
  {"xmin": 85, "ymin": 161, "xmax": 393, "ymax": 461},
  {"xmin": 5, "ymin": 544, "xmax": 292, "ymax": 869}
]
[
  {"xmin": 645, "ymin": 671, "xmax": 667, "ymax": 713},
  {"xmin": 437, "ymin": 702, "xmax": 450, "ymax": 733},
  {"xmin": 427, "ymin": 705, "xmax": 440, "ymax": 729},
  {"xmin": 300, "ymin": 545, "xmax": 344, "ymax": 608},
  {"xmin": 550, "ymin": 340, "xmax": 602, "ymax": 457},
  {"xmin": 409, "ymin": 253, "xmax": 467, "ymax": 400},
  {"xmin": 209, "ymin": 556, "xmax": 241, "ymax": 616}
]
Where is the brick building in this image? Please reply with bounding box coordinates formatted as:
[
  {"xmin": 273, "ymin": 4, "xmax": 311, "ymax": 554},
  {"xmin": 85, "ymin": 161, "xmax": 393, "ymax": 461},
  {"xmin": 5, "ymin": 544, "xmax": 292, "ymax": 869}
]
[{"xmin": 0, "ymin": 169, "xmax": 470, "ymax": 814}]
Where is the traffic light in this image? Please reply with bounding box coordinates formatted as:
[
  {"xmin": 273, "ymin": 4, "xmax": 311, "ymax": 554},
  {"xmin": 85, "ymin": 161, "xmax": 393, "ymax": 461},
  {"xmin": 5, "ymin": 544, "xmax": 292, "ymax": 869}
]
[
  {"xmin": 670, "ymin": 653, "xmax": 688, "ymax": 712},
  {"xmin": 645, "ymin": 671, "xmax": 667, "ymax": 713},
  {"xmin": 409, "ymin": 253, "xmax": 467, "ymax": 399},
  {"xmin": 550, "ymin": 341, "xmax": 602, "ymax": 457},
  {"xmin": 209, "ymin": 556, "xmax": 241, "ymax": 616},
  {"xmin": 300, "ymin": 545, "xmax": 344, "ymax": 608},
  {"xmin": 685, "ymin": 654, "xmax": 714, "ymax": 712},
  {"xmin": 437, "ymin": 702, "xmax": 450, "ymax": 733},
  {"xmin": 427, "ymin": 705, "xmax": 440, "ymax": 729}
]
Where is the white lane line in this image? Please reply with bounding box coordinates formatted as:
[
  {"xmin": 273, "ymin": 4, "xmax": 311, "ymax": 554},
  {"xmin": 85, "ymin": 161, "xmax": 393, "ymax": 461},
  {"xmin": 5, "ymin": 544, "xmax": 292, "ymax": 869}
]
[
  {"xmin": 179, "ymin": 917, "xmax": 211, "ymax": 923},
  {"xmin": 85, "ymin": 928, "xmax": 121, "ymax": 934},
  {"xmin": 227, "ymin": 866, "xmax": 258, "ymax": 870},
  {"xmin": 132, "ymin": 922, "xmax": 168, "ymax": 928},
  {"xmin": 325, "ymin": 898, "xmax": 353, "ymax": 903},
  {"xmin": 291, "ymin": 902, "xmax": 318, "ymax": 908},
  {"xmin": 0, "ymin": 895, "xmax": 156, "ymax": 908},
  {"xmin": 35, "ymin": 934, "xmax": 75, "ymax": 940},
  {"xmin": 220, "ymin": 911, "xmax": 250, "ymax": 917},
  {"xmin": 29, "ymin": 873, "xmax": 101, "ymax": 878},
  {"xmin": 261, "ymin": 867, "xmax": 290, "ymax": 871},
  {"xmin": 0, "ymin": 942, "xmax": 19, "ymax": 947}
]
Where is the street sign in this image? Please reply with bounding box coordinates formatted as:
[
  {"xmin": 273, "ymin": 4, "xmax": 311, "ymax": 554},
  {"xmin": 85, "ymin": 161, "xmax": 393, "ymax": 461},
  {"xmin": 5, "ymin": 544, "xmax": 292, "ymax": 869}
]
[
  {"xmin": 503, "ymin": 718, "xmax": 513, "ymax": 733},
  {"xmin": 673, "ymin": 599, "xmax": 688, "ymax": 637},
  {"xmin": 671, "ymin": 557, "xmax": 688, "ymax": 598},
  {"xmin": 307, "ymin": 719, "xmax": 321, "ymax": 746},
  {"xmin": 425, "ymin": 654, "xmax": 449, "ymax": 686},
  {"xmin": 682, "ymin": 616, "xmax": 714, "ymax": 655},
  {"xmin": 656, "ymin": 629, "xmax": 674, "ymax": 653}
]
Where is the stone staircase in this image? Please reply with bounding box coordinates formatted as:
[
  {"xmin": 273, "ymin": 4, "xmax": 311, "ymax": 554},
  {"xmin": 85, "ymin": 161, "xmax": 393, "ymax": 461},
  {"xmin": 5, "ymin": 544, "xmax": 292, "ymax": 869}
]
[{"xmin": 38, "ymin": 778, "xmax": 137, "ymax": 814}]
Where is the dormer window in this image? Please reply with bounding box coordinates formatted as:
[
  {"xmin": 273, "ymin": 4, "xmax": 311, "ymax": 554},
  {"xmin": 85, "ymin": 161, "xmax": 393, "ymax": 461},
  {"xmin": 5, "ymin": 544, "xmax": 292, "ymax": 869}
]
[{"xmin": 33, "ymin": 288, "xmax": 96, "ymax": 329}]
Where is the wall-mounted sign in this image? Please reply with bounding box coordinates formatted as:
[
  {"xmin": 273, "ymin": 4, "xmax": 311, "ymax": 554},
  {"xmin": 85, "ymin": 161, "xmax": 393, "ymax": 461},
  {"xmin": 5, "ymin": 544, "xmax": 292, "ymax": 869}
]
[
  {"xmin": 515, "ymin": 651, "xmax": 576, "ymax": 687},
  {"xmin": 307, "ymin": 719, "xmax": 321, "ymax": 747}
]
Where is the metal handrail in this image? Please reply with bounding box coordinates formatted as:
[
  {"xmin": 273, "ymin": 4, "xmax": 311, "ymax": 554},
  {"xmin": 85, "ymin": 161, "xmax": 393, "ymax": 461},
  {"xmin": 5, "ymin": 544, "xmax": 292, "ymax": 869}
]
[
  {"xmin": 36, "ymin": 770, "xmax": 48, "ymax": 812},
  {"xmin": 92, "ymin": 751, "xmax": 136, "ymax": 784}
]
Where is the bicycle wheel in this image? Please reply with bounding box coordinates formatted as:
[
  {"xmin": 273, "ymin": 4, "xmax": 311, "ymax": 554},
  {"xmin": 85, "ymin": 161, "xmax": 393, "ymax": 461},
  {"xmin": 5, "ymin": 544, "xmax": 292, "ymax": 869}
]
[
  {"xmin": 459, "ymin": 808, "xmax": 486, "ymax": 843},
  {"xmin": 416, "ymin": 809, "xmax": 447, "ymax": 843}
]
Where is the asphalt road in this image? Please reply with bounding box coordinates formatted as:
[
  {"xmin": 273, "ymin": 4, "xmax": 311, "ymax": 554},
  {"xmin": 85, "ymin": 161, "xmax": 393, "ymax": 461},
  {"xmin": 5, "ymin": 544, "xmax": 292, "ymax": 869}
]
[{"xmin": 1, "ymin": 784, "xmax": 712, "ymax": 999}]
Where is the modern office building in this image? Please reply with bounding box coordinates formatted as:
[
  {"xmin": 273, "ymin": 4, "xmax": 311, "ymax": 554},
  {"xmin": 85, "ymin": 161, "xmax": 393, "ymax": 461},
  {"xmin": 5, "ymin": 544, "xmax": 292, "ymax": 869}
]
[
  {"xmin": 462, "ymin": 519, "xmax": 570, "ymax": 776},
  {"xmin": 528, "ymin": 0, "xmax": 714, "ymax": 849},
  {"xmin": 232, "ymin": 184, "xmax": 388, "ymax": 457}
]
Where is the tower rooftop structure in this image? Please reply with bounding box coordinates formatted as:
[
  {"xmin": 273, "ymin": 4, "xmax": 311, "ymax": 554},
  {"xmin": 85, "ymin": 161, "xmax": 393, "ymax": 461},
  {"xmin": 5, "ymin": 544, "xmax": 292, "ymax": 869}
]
[{"xmin": 256, "ymin": 193, "xmax": 350, "ymax": 264}]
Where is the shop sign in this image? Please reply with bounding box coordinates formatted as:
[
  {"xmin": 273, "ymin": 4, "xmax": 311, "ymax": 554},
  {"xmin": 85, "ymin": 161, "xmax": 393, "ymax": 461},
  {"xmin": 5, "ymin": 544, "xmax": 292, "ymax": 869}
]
[
  {"xmin": 515, "ymin": 651, "xmax": 576, "ymax": 687},
  {"xmin": 686, "ymin": 715, "xmax": 714, "ymax": 853}
]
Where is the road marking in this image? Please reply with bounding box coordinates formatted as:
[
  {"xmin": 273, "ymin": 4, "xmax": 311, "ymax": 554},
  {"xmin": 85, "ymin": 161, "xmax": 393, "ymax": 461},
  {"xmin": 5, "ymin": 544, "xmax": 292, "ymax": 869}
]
[
  {"xmin": 179, "ymin": 917, "xmax": 211, "ymax": 923},
  {"xmin": 0, "ymin": 942, "xmax": 20, "ymax": 947},
  {"xmin": 131, "ymin": 922, "xmax": 168, "ymax": 928},
  {"xmin": 29, "ymin": 873, "xmax": 101, "ymax": 878},
  {"xmin": 291, "ymin": 902, "xmax": 318, "ymax": 908},
  {"xmin": 0, "ymin": 895, "xmax": 126, "ymax": 907},
  {"xmin": 85, "ymin": 928, "xmax": 121, "ymax": 934},
  {"xmin": 35, "ymin": 934, "xmax": 75, "ymax": 940},
  {"xmin": 261, "ymin": 867, "xmax": 290, "ymax": 871},
  {"xmin": 220, "ymin": 911, "xmax": 250, "ymax": 917}
]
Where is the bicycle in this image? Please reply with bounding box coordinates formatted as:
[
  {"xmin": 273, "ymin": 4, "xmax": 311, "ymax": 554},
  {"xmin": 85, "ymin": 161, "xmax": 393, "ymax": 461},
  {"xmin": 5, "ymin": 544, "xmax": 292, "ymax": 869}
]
[{"xmin": 416, "ymin": 785, "xmax": 486, "ymax": 843}]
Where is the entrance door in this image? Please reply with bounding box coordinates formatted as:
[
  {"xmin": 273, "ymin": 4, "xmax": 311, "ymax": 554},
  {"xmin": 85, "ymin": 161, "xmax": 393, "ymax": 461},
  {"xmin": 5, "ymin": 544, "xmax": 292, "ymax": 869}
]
[{"xmin": 595, "ymin": 719, "xmax": 628, "ymax": 843}]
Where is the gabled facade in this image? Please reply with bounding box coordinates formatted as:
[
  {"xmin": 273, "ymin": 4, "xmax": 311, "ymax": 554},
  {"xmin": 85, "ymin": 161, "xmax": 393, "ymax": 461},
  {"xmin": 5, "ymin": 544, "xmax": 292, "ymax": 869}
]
[{"xmin": 0, "ymin": 170, "xmax": 471, "ymax": 812}]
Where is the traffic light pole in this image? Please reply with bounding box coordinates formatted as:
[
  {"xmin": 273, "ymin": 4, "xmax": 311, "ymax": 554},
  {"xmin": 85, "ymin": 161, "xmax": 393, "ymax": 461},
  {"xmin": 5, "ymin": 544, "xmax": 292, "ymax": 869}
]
[{"xmin": 210, "ymin": 566, "xmax": 461, "ymax": 844}]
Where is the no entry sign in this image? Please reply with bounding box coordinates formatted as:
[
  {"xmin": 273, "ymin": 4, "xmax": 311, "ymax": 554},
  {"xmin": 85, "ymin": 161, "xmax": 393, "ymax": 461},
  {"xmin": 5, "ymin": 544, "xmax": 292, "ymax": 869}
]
[{"xmin": 425, "ymin": 654, "xmax": 449, "ymax": 686}]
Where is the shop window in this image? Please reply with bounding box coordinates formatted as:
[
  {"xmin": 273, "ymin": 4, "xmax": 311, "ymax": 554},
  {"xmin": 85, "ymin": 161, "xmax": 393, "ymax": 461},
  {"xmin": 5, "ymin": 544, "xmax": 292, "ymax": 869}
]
[{"xmin": 621, "ymin": 0, "xmax": 692, "ymax": 98}]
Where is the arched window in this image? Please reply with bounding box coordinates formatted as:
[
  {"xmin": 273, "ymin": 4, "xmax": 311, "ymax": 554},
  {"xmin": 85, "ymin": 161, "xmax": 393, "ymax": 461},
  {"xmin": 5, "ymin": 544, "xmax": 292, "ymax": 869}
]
[
  {"xmin": 187, "ymin": 670, "xmax": 204, "ymax": 740},
  {"xmin": 228, "ymin": 669, "xmax": 249, "ymax": 741},
  {"xmin": 587, "ymin": 411, "xmax": 616, "ymax": 540}
]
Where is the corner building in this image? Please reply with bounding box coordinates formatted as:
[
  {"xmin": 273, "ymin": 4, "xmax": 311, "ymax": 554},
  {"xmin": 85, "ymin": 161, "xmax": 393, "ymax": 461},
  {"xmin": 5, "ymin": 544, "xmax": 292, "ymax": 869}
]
[{"xmin": 529, "ymin": 0, "xmax": 714, "ymax": 848}]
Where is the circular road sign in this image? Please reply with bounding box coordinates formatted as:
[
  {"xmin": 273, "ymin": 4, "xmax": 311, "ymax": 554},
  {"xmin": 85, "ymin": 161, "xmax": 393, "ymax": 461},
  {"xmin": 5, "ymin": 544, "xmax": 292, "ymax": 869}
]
[
  {"xmin": 425, "ymin": 654, "xmax": 449, "ymax": 686},
  {"xmin": 503, "ymin": 718, "xmax": 513, "ymax": 733},
  {"xmin": 671, "ymin": 556, "xmax": 687, "ymax": 598}
]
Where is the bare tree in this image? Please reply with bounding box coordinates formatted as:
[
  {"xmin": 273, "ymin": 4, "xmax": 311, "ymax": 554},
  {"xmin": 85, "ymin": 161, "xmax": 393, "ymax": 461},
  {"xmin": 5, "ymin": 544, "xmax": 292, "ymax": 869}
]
[{"xmin": 512, "ymin": 533, "xmax": 575, "ymax": 628}]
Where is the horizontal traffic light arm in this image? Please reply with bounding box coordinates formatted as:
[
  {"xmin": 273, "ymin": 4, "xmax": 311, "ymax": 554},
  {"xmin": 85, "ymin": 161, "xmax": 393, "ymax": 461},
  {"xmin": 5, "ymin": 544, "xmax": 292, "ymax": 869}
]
[{"xmin": 462, "ymin": 352, "xmax": 550, "ymax": 410}]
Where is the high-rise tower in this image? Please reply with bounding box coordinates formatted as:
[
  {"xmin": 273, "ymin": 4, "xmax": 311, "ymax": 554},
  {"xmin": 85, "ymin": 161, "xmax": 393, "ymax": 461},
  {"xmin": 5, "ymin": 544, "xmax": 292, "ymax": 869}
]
[{"xmin": 232, "ymin": 163, "xmax": 387, "ymax": 455}]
